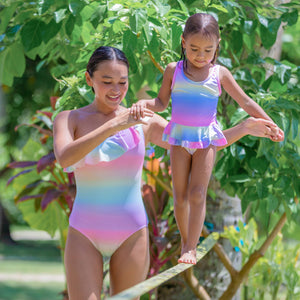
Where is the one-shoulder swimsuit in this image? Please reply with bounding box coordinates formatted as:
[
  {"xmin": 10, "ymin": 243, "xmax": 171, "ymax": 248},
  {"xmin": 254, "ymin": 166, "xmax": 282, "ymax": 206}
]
[{"xmin": 64, "ymin": 125, "xmax": 148, "ymax": 257}]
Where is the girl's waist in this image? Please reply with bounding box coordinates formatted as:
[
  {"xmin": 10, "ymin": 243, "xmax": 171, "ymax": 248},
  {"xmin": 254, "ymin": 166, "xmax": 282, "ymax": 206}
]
[{"xmin": 170, "ymin": 116, "xmax": 217, "ymax": 127}]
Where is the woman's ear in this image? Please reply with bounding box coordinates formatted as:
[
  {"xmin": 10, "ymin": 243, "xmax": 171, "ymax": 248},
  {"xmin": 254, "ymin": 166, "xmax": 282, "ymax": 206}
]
[{"xmin": 85, "ymin": 71, "xmax": 93, "ymax": 87}]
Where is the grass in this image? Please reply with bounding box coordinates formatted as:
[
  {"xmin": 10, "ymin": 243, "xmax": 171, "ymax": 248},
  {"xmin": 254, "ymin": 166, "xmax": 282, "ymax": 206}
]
[
  {"xmin": 0, "ymin": 282, "xmax": 65, "ymax": 300},
  {"xmin": 0, "ymin": 226, "xmax": 66, "ymax": 300}
]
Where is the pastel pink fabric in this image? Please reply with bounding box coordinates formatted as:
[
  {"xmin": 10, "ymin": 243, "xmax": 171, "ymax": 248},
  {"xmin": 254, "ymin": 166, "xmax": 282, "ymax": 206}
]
[{"xmin": 65, "ymin": 125, "xmax": 148, "ymax": 257}]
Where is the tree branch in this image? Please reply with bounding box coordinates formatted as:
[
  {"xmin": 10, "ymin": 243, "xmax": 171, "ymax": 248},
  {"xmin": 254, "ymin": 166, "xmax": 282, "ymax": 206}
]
[
  {"xmin": 219, "ymin": 212, "xmax": 287, "ymax": 300},
  {"xmin": 147, "ymin": 51, "xmax": 164, "ymax": 74},
  {"xmin": 170, "ymin": 257, "xmax": 211, "ymax": 300},
  {"xmin": 202, "ymin": 227, "xmax": 238, "ymax": 279}
]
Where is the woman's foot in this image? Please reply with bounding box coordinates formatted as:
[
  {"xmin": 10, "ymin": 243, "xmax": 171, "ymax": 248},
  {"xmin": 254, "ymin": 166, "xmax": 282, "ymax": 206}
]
[{"xmin": 178, "ymin": 249, "xmax": 197, "ymax": 265}]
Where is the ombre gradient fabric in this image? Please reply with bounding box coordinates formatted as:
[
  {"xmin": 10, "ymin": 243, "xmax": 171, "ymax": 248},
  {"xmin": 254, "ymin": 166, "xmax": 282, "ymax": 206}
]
[
  {"xmin": 64, "ymin": 125, "xmax": 148, "ymax": 257},
  {"xmin": 163, "ymin": 61, "xmax": 227, "ymax": 149}
]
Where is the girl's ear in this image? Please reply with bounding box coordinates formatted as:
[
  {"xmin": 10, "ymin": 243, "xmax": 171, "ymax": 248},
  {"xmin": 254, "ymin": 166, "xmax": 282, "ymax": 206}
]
[
  {"xmin": 181, "ymin": 35, "xmax": 186, "ymax": 48},
  {"xmin": 85, "ymin": 71, "xmax": 93, "ymax": 87}
]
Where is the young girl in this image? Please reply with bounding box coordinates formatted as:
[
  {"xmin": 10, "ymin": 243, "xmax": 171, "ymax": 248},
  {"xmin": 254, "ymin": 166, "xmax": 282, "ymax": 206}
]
[{"xmin": 131, "ymin": 13, "xmax": 284, "ymax": 265}]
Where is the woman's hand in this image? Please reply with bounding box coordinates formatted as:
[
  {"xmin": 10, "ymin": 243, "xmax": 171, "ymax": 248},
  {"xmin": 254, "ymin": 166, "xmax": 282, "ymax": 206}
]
[{"xmin": 243, "ymin": 117, "xmax": 284, "ymax": 142}]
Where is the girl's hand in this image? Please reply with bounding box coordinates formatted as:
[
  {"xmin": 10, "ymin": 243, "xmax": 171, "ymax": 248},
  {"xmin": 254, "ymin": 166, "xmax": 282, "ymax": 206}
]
[
  {"xmin": 118, "ymin": 107, "xmax": 154, "ymax": 128},
  {"xmin": 130, "ymin": 100, "xmax": 149, "ymax": 120},
  {"xmin": 244, "ymin": 117, "xmax": 284, "ymax": 142}
]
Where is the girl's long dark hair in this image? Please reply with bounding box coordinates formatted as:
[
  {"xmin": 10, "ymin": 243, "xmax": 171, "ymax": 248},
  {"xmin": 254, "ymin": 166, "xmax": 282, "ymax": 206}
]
[{"xmin": 180, "ymin": 13, "xmax": 220, "ymax": 72}]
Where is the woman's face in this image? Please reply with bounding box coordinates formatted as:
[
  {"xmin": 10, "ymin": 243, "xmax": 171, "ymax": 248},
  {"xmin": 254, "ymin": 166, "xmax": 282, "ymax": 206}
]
[{"xmin": 86, "ymin": 60, "xmax": 129, "ymax": 113}]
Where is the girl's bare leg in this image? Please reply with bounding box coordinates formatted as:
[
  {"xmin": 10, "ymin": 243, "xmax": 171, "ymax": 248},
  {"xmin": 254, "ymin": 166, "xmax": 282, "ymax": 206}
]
[
  {"xmin": 170, "ymin": 146, "xmax": 192, "ymax": 255},
  {"xmin": 109, "ymin": 227, "xmax": 150, "ymax": 300},
  {"xmin": 179, "ymin": 145, "xmax": 216, "ymax": 264},
  {"xmin": 65, "ymin": 227, "xmax": 103, "ymax": 300}
]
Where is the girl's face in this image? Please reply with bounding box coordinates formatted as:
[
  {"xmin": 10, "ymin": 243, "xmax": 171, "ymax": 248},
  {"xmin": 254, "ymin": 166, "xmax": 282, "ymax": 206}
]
[
  {"xmin": 182, "ymin": 33, "xmax": 220, "ymax": 68},
  {"xmin": 85, "ymin": 60, "xmax": 129, "ymax": 113}
]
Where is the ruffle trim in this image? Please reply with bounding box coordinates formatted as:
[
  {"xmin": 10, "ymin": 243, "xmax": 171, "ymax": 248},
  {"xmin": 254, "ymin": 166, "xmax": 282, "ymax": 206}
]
[
  {"xmin": 162, "ymin": 121, "xmax": 227, "ymax": 149},
  {"xmin": 64, "ymin": 126, "xmax": 140, "ymax": 173}
]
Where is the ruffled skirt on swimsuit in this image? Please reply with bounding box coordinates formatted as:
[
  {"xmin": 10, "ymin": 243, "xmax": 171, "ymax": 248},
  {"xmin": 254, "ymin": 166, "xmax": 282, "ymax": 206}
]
[{"xmin": 162, "ymin": 120, "xmax": 227, "ymax": 149}]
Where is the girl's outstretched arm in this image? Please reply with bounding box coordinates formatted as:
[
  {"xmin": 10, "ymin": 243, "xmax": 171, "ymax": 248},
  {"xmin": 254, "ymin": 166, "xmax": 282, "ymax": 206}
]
[
  {"xmin": 145, "ymin": 115, "xmax": 284, "ymax": 151},
  {"xmin": 219, "ymin": 66, "xmax": 284, "ymax": 140},
  {"xmin": 217, "ymin": 117, "xmax": 284, "ymax": 151},
  {"xmin": 220, "ymin": 66, "xmax": 273, "ymax": 121},
  {"xmin": 130, "ymin": 62, "xmax": 176, "ymax": 119}
]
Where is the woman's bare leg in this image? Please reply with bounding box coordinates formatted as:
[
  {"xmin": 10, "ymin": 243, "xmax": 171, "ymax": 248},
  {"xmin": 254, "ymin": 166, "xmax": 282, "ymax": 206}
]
[
  {"xmin": 170, "ymin": 146, "xmax": 192, "ymax": 257},
  {"xmin": 179, "ymin": 145, "xmax": 216, "ymax": 264},
  {"xmin": 109, "ymin": 227, "xmax": 150, "ymax": 300},
  {"xmin": 65, "ymin": 227, "xmax": 103, "ymax": 300}
]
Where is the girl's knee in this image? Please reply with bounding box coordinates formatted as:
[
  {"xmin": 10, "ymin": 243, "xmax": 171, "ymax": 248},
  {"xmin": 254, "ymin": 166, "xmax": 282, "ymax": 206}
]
[
  {"xmin": 188, "ymin": 186, "xmax": 207, "ymax": 204},
  {"xmin": 174, "ymin": 195, "xmax": 188, "ymax": 207}
]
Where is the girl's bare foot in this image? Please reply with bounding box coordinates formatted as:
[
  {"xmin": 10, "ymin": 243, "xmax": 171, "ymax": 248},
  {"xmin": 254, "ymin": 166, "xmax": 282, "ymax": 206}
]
[{"xmin": 178, "ymin": 249, "xmax": 197, "ymax": 265}]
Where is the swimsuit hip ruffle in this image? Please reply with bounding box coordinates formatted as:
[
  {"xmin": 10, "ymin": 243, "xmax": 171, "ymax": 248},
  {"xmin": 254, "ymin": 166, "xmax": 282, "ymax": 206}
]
[
  {"xmin": 64, "ymin": 126, "xmax": 140, "ymax": 172},
  {"xmin": 162, "ymin": 121, "xmax": 227, "ymax": 149}
]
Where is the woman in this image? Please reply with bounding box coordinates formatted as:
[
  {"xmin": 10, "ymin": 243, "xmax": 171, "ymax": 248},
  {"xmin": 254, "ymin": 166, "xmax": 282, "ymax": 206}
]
[{"xmin": 53, "ymin": 46, "xmax": 283, "ymax": 300}]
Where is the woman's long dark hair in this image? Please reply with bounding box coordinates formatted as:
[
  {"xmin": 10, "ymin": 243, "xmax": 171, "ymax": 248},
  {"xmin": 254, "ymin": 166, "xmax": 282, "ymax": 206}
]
[
  {"xmin": 87, "ymin": 46, "xmax": 129, "ymax": 77},
  {"xmin": 86, "ymin": 46, "xmax": 129, "ymax": 92},
  {"xmin": 180, "ymin": 13, "xmax": 220, "ymax": 71}
]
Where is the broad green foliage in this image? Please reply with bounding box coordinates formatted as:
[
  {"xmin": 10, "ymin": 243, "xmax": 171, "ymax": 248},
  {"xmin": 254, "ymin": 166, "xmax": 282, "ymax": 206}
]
[{"xmin": 2, "ymin": 0, "xmax": 300, "ymax": 255}]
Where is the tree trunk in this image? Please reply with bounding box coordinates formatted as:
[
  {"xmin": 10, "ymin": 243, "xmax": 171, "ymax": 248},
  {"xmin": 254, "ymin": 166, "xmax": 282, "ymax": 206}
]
[
  {"xmin": 195, "ymin": 179, "xmax": 242, "ymax": 299},
  {"xmin": 0, "ymin": 86, "xmax": 14, "ymax": 244},
  {"xmin": 0, "ymin": 201, "xmax": 14, "ymax": 244}
]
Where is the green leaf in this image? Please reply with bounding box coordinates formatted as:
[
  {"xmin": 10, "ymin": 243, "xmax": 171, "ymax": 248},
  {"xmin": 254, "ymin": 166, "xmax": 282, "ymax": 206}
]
[
  {"xmin": 123, "ymin": 29, "xmax": 137, "ymax": 52},
  {"xmin": 231, "ymin": 30, "xmax": 243, "ymax": 53},
  {"xmin": 171, "ymin": 22, "xmax": 182, "ymax": 51},
  {"xmin": 20, "ymin": 19, "xmax": 45, "ymax": 52},
  {"xmin": 210, "ymin": 4, "xmax": 228, "ymax": 13},
  {"xmin": 291, "ymin": 113, "xmax": 298, "ymax": 140},
  {"xmin": 249, "ymin": 157, "xmax": 269, "ymax": 174},
  {"xmin": 256, "ymin": 181, "xmax": 268, "ymax": 199},
  {"xmin": 42, "ymin": 19, "xmax": 61, "ymax": 44},
  {"xmin": 142, "ymin": 22, "xmax": 152, "ymax": 46},
  {"xmin": 80, "ymin": 2, "xmax": 98, "ymax": 21},
  {"xmin": 259, "ymin": 18, "xmax": 281, "ymax": 49},
  {"xmin": 242, "ymin": 19, "xmax": 257, "ymax": 35},
  {"xmin": 274, "ymin": 64, "xmax": 291, "ymax": 84},
  {"xmin": 176, "ymin": 0, "xmax": 188, "ymax": 14},
  {"xmin": 69, "ymin": 0, "xmax": 85, "ymax": 16},
  {"xmin": 269, "ymin": 77, "xmax": 287, "ymax": 93},
  {"xmin": 246, "ymin": 52, "xmax": 265, "ymax": 65},
  {"xmin": 217, "ymin": 57, "xmax": 232, "ymax": 68},
  {"xmin": 18, "ymin": 200, "xmax": 68, "ymax": 237},
  {"xmin": 230, "ymin": 108, "xmax": 248, "ymax": 126},
  {"xmin": 229, "ymin": 174, "xmax": 251, "ymax": 183},
  {"xmin": 0, "ymin": 2, "xmax": 19, "ymax": 33},
  {"xmin": 281, "ymin": 9, "xmax": 298, "ymax": 26},
  {"xmin": 54, "ymin": 8, "xmax": 68, "ymax": 23},
  {"xmin": 112, "ymin": 19, "xmax": 124, "ymax": 34},
  {"xmin": 5, "ymin": 42, "xmax": 26, "ymax": 77},
  {"xmin": 0, "ymin": 50, "xmax": 13, "ymax": 86},
  {"xmin": 154, "ymin": 145, "xmax": 165, "ymax": 159},
  {"xmin": 65, "ymin": 15, "xmax": 76, "ymax": 37},
  {"xmin": 129, "ymin": 9, "xmax": 147, "ymax": 33},
  {"xmin": 266, "ymin": 194, "xmax": 279, "ymax": 213},
  {"xmin": 148, "ymin": 31, "xmax": 161, "ymax": 62},
  {"xmin": 38, "ymin": 0, "xmax": 55, "ymax": 14}
]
